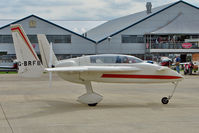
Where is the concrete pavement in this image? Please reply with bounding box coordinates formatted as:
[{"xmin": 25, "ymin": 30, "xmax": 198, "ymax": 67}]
[{"xmin": 0, "ymin": 74, "xmax": 199, "ymax": 133}]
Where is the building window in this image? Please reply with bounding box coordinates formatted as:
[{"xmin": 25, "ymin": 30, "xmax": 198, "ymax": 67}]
[
  {"xmin": 27, "ymin": 35, "xmax": 38, "ymax": 43},
  {"xmin": 0, "ymin": 35, "xmax": 71, "ymax": 44},
  {"xmin": 121, "ymin": 35, "xmax": 144, "ymax": 43},
  {"xmin": 46, "ymin": 35, "xmax": 71, "ymax": 43},
  {"xmin": 0, "ymin": 35, "xmax": 38, "ymax": 44},
  {"xmin": 27, "ymin": 35, "xmax": 71, "ymax": 44},
  {"xmin": 0, "ymin": 35, "xmax": 13, "ymax": 43},
  {"xmin": 137, "ymin": 35, "xmax": 144, "ymax": 43}
]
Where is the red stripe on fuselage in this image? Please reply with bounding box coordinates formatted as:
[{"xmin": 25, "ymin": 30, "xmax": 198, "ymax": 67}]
[
  {"xmin": 101, "ymin": 74, "xmax": 181, "ymax": 79},
  {"xmin": 11, "ymin": 27, "xmax": 38, "ymax": 60}
]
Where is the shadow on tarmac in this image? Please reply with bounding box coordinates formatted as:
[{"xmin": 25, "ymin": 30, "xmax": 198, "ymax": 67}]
[{"xmin": 8, "ymin": 99, "xmax": 181, "ymax": 120}]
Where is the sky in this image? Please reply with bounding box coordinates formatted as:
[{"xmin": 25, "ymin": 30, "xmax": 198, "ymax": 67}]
[{"xmin": 0, "ymin": 0, "xmax": 198, "ymax": 33}]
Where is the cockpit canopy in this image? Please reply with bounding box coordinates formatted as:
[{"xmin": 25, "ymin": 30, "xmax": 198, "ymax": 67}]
[{"xmin": 90, "ymin": 55, "xmax": 143, "ymax": 64}]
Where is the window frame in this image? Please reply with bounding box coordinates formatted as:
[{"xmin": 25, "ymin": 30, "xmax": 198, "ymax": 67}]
[{"xmin": 121, "ymin": 35, "xmax": 144, "ymax": 43}]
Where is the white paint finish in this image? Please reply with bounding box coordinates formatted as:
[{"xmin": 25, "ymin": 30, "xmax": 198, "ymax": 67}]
[{"xmin": 44, "ymin": 54, "xmax": 183, "ymax": 84}]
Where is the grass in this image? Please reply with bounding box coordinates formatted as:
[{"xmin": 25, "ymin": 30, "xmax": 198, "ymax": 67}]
[{"xmin": 0, "ymin": 71, "xmax": 17, "ymax": 74}]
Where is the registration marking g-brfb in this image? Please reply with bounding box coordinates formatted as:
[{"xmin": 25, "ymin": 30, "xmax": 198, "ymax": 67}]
[{"xmin": 18, "ymin": 60, "xmax": 41, "ymax": 66}]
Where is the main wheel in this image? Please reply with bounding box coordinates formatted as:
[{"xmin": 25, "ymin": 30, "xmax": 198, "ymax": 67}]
[
  {"xmin": 88, "ymin": 103, "xmax": 98, "ymax": 107},
  {"xmin": 161, "ymin": 97, "xmax": 169, "ymax": 104}
]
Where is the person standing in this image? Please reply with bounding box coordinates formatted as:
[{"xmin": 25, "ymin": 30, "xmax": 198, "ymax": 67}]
[
  {"xmin": 188, "ymin": 61, "xmax": 194, "ymax": 75},
  {"xmin": 176, "ymin": 56, "xmax": 181, "ymax": 73}
]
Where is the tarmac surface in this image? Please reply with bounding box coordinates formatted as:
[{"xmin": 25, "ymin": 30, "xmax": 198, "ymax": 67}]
[{"xmin": 0, "ymin": 73, "xmax": 199, "ymax": 133}]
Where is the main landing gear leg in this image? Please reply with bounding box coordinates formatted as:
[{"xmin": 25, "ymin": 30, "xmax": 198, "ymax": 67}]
[
  {"xmin": 161, "ymin": 81, "xmax": 179, "ymax": 104},
  {"xmin": 77, "ymin": 81, "xmax": 103, "ymax": 106}
]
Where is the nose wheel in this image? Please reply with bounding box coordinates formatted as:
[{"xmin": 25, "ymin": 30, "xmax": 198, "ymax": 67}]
[
  {"xmin": 161, "ymin": 97, "xmax": 169, "ymax": 104},
  {"xmin": 161, "ymin": 82, "xmax": 179, "ymax": 104}
]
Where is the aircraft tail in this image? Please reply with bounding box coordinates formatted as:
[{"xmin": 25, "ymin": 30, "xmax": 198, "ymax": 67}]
[
  {"xmin": 37, "ymin": 34, "xmax": 58, "ymax": 68},
  {"xmin": 10, "ymin": 24, "xmax": 44, "ymax": 77}
]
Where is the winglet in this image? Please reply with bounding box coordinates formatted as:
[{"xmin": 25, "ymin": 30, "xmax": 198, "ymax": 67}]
[
  {"xmin": 11, "ymin": 24, "xmax": 44, "ymax": 77},
  {"xmin": 37, "ymin": 34, "xmax": 58, "ymax": 68}
]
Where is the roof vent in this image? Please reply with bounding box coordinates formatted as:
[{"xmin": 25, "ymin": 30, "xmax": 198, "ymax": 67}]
[{"xmin": 146, "ymin": 2, "xmax": 152, "ymax": 14}]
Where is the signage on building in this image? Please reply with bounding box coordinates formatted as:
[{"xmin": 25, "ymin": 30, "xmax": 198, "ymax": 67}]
[
  {"xmin": 182, "ymin": 43, "xmax": 192, "ymax": 48},
  {"xmin": 29, "ymin": 20, "xmax": 36, "ymax": 28}
]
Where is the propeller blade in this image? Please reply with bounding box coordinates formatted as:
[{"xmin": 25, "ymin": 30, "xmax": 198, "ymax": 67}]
[
  {"xmin": 49, "ymin": 71, "xmax": 52, "ymax": 88},
  {"xmin": 49, "ymin": 42, "xmax": 53, "ymax": 88},
  {"xmin": 49, "ymin": 42, "xmax": 53, "ymax": 68}
]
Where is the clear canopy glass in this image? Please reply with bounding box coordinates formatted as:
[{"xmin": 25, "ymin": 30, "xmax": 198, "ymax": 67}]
[{"xmin": 90, "ymin": 55, "xmax": 143, "ymax": 64}]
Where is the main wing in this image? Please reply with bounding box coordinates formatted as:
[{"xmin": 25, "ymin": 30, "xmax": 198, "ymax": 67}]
[{"xmin": 45, "ymin": 66, "xmax": 140, "ymax": 72}]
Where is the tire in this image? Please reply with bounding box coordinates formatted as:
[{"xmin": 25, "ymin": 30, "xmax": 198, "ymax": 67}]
[
  {"xmin": 88, "ymin": 103, "xmax": 98, "ymax": 107},
  {"xmin": 161, "ymin": 97, "xmax": 169, "ymax": 104}
]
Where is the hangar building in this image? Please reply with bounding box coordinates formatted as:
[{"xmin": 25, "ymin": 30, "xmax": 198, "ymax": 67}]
[
  {"xmin": 0, "ymin": 0, "xmax": 199, "ymax": 63},
  {"xmin": 86, "ymin": 0, "xmax": 199, "ymax": 61},
  {"xmin": 0, "ymin": 15, "xmax": 96, "ymax": 61}
]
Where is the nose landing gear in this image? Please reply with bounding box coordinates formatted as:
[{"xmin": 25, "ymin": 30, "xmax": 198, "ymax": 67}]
[{"xmin": 161, "ymin": 82, "xmax": 179, "ymax": 104}]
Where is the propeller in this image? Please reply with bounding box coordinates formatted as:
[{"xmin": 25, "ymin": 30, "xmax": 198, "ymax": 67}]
[{"xmin": 49, "ymin": 42, "xmax": 53, "ymax": 88}]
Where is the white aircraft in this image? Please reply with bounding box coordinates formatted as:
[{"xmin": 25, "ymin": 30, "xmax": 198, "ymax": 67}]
[
  {"xmin": 0, "ymin": 59, "xmax": 18, "ymax": 70},
  {"xmin": 11, "ymin": 24, "xmax": 183, "ymax": 106}
]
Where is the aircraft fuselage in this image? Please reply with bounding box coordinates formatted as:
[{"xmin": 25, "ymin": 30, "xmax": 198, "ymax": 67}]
[{"xmin": 55, "ymin": 55, "xmax": 183, "ymax": 84}]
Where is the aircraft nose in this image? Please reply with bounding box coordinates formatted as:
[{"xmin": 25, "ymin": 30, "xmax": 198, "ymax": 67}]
[{"xmin": 175, "ymin": 71, "xmax": 184, "ymax": 80}]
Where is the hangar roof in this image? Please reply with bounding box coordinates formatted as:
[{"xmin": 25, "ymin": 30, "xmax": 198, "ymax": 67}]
[
  {"xmin": 86, "ymin": 1, "xmax": 199, "ymax": 43},
  {"xmin": 150, "ymin": 13, "xmax": 199, "ymax": 35},
  {"xmin": 0, "ymin": 15, "xmax": 96, "ymax": 43}
]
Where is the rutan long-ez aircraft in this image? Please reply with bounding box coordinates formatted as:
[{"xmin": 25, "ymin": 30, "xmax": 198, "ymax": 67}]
[{"xmin": 11, "ymin": 24, "xmax": 183, "ymax": 106}]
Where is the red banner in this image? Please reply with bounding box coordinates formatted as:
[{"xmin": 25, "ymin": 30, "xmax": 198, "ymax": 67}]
[{"xmin": 182, "ymin": 43, "xmax": 192, "ymax": 48}]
